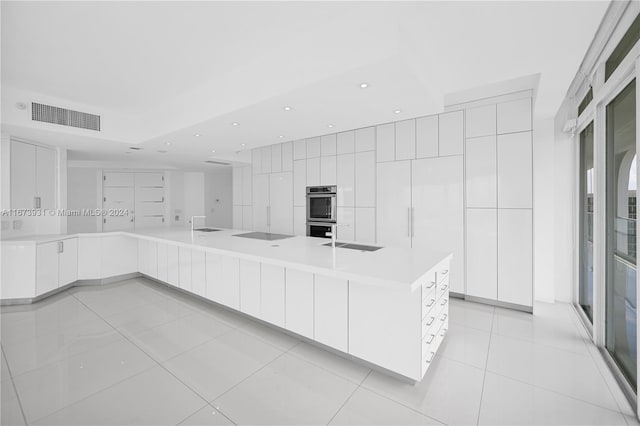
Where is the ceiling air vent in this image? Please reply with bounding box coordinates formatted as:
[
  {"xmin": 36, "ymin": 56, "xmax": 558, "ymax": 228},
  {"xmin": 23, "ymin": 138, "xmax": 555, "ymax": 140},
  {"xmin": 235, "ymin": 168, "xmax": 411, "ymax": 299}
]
[
  {"xmin": 31, "ymin": 102, "xmax": 101, "ymax": 131},
  {"xmin": 204, "ymin": 160, "xmax": 230, "ymax": 166}
]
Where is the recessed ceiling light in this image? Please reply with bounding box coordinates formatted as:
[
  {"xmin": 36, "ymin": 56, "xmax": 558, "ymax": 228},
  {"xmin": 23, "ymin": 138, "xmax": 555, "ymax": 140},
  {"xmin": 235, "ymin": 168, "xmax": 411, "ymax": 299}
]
[
  {"xmin": 394, "ymin": 109, "xmax": 402, "ymax": 114},
  {"xmin": 211, "ymin": 150, "xmax": 216, "ymax": 153},
  {"xmin": 232, "ymin": 122, "xmax": 239, "ymax": 126},
  {"xmin": 283, "ymin": 106, "xmax": 292, "ymax": 111},
  {"xmin": 194, "ymin": 133, "xmax": 201, "ymax": 137},
  {"xmin": 360, "ymin": 83, "xmax": 369, "ymax": 89},
  {"xmin": 241, "ymin": 143, "xmax": 246, "ymax": 147},
  {"xmin": 165, "ymin": 142, "xmax": 171, "ymax": 146},
  {"xmin": 327, "ymin": 124, "xmax": 334, "ymax": 128},
  {"xmin": 279, "ymin": 135, "xmax": 284, "ymax": 139}
]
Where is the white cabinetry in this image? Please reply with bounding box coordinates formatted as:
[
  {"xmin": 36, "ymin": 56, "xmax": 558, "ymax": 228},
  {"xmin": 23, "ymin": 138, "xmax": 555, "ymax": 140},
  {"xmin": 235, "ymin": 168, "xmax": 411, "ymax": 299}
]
[
  {"xmin": 1, "ymin": 244, "xmax": 36, "ymax": 299},
  {"xmin": 355, "ymin": 127, "xmax": 375, "ymax": 152},
  {"xmin": 252, "ymin": 174, "xmax": 269, "ymax": 232},
  {"xmin": 395, "ymin": 119, "xmax": 416, "ymax": 160},
  {"xmin": 138, "ymin": 239, "xmax": 158, "ymax": 279},
  {"xmin": 354, "ymin": 151, "xmax": 375, "ymax": 207},
  {"xmin": 293, "ymin": 139, "xmax": 306, "ymax": 160},
  {"xmin": 466, "ymin": 209, "xmax": 497, "ymax": 300},
  {"xmin": 354, "ymin": 208, "xmax": 375, "ymax": 244},
  {"xmin": 376, "ymin": 123, "xmax": 395, "ymax": 162},
  {"xmin": 220, "ymin": 256, "xmax": 240, "ymax": 309},
  {"xmin": 306, "ymin": 137, "xmax": 321, "ymax": 158},
  {"xmin": 466, "ymin": 104, "xmax": 496, "ymax": 138},
  {"xmin": 179, "ymin": 247, "xmax": 192, "ymax": 291},
  {"xmin": 36, "ymin": 238, "xmax": 78, "ymax": 295},
  {"xmin": 205, "ymin": 253, "xmax": 221, "ymax": 299},
  {"xmin": 337, "ymin": 131, "xmax": 355, "ymax": 154},
  {"xmin": 271, "ymin": 143, "xmax": 282, "ymax": 173},
  {"xmin": 337, "ymin": 154, "xmax": 355, "ymax": 207},
  {"xmin": 157, "ymin": 243, "xmax": 168, "ymax": 282},
  {"xmin": 191, "ymin": 250, "xmax": 206, "ymax": 297},
  {"xmin": 412, "ymin": 156, "xmax": 464, "ymax": 294},
  {"xmin": 11, "ymin": 141, "xmax": 56, "ymax": 209},
  {"xmin": 261, "ymin": 264, "xmax": 285, "ymax": 327},
  {"xmin": 498, "ymin": 209, "xmax": 533, "ymax": 307},
  {"xmin": 465, "ymin": 136, "xmax": 497, "ymax": 208},
  {"xmin": 282, "ymin": 142, "xmax": 293, "ymax": 172},
  {"xmin": 438, "ymin": 110, "xmax": 464, "ymax": 156},
  {"xmin": 315, "ymin": 275, "xmax": 348, "ymax": 352},
  {"xmin": 240, "ymin": 259, "xmax": 261, "ymax": 317},
  {"xmin": 269, "ymin": 172, "xmax": 293, "ymax": 235},
  {"xmin": 285, "ymin": 269, "xmax": 314, "ymax": 338},
  {"xmin": 416, "ymin": 115, "xmax": 438, "ymax": 159},
  {"xmin": 306, "ymin": 157, "xmax": 320, "ymax": 186},
  {"xmin": 293, "ymin": 160, "xmax": 306, "ymax": 207},
  {"xmin": 497, "ymin": 132, "xmax": 532, "ymax": 208},
  {"xmin": 320, "ymin": 156, "xmax": 337, "ymax": 185},
  {"xmin": 321, "ymin": 134, "xmax": 337, "ymax": 156},
  {"xmin": 167, "ymin": 244, "xmax": 179, "ymax": 286},
  {"xmin": 497, "ymin": 98, "xmax": 532, "ymax": 134},
  {"xmin": 101, "ymin": 235, "xmax": 138, "ymax": 278},
  {"xmin": 376, "ymin": 161, "xmax": 411, "ymax": 248}
]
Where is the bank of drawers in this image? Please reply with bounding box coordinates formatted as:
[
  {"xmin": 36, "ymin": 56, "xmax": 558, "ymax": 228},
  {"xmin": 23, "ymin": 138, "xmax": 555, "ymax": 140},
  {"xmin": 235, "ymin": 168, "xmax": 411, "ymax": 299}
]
[{"xmin": 420, "ymin": 266, "xmax": 450, "ymax": 377}]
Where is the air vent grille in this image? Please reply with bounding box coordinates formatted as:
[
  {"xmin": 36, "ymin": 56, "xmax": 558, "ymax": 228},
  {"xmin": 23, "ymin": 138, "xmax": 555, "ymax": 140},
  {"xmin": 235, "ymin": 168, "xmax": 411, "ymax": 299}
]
[
  {"xmin": 32, "ymin": 102, "xmax": 101, "ymax": 131},
  {"xmin": 204, "ymin": 160, "xmax": 230, "ymax": 166}
]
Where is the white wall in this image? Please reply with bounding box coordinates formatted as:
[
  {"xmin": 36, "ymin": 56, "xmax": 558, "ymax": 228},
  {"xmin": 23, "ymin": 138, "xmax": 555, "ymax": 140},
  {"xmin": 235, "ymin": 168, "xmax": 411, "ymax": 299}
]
[
  {"xmin": 183, "ymin": 172, "xmax": 206, "ymax": 228},
  {"xmin": 533, "ymin": 117, "xmax": 557, "ymax": 303},
  {"xmin": 204, "ymin": 170, "xmax": 233, "ymax": 228}
]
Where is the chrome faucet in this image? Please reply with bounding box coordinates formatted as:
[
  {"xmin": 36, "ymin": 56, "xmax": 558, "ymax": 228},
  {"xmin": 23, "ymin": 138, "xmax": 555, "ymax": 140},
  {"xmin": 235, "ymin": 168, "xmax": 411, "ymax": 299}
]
[{"xmin": 326, "ymin": 223, "xmax": 350, "ymax": 248}]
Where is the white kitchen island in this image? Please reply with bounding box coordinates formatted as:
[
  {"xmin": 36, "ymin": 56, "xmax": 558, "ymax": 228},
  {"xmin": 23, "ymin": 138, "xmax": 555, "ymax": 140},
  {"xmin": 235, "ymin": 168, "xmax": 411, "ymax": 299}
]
[{"xmin": 1, "ymin": 228, "xmax": 451, "ymax": 382}]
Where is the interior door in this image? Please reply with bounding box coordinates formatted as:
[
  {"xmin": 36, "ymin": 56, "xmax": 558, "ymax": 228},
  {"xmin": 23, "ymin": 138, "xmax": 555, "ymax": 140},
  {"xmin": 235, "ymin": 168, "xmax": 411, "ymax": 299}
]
[
  {"xmin": 269, "ymin": 172, "xmax": 293, "ymax": 234},
  {"xmin": 412, "ymin": 156, "xmax": 464, "ymax": 294},
  {"xmin": 252, "ymin": 174, "xmax": 269, "ymax": 232},
  {"xmin": 376, "ymin": 161, "xmax": 411, "ymax": 248}
]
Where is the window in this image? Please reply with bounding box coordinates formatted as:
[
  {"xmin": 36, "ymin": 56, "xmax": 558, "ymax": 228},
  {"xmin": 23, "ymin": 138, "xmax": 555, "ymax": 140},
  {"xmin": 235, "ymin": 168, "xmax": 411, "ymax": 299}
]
[
  {"xmin": 579, "ymin": 122, "xmax": 594, "ymax": 322},
  {"xmin": 606, "ymin": 13, "xmax": 640, "ymax": 81},
  {"xmin": 578, "ymin": 88, "xmax": 593, "ymax": 116},
  {"xmin": 605, "ymin": 79, "xmax": 637, "ymax": 389}
]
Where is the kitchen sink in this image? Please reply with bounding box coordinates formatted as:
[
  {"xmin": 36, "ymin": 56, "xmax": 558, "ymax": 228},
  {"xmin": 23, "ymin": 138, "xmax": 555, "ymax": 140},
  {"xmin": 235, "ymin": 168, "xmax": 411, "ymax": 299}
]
[
  {"xmin": 194, "ymin": 228, "xmax": 221, "ymax": 232},
  {"xmin": 322, "ymin": 242, "xmax": 382, "ymax": 252},
  {"xmin": 233, "ymin": 232, "xmax": 294, "ymax": 241}
]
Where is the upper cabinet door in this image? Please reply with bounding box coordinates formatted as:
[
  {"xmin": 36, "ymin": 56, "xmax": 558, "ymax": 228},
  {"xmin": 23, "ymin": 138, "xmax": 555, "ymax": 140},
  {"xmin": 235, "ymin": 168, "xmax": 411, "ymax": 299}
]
[
  {"xmin": 293, "ymin": 159, "xmax": 307, "ymax": 207},
  {"xmin": 320, "ymin": 156, "xmax": 337, "ymax": 185},
  {"xmin": 135, "ymin": 173, "xmax": 164, "ymax": 187},
  {"xmin": 35, "ymin": 146, "xmax": 56, "ymax": 210},
  {"xmin": 395, "ymin": 119, "xmax": 416, "ymax": 161},
  {"xmin": 321, "ymin": 134, "xmax": 337, "ymax": 156},
  {"xmin": 376, "ymin": 161, "xmax": 411, "ymax": 248},
  {"xmin": 355, "ymin": 127, "xmax": 375, "ymax": 152},
  {"xmin": 416, "ymin": 115, "xmax": 438, "ymax": 159},
  {"xmin": 10, "ymin": 141, "xmax": 36, "ymax": 209},
  {"xmin": 376, "ymin": 123, "xmax": 395, "ymax": 162},
  {"xmin": 103, "ymin": 171, "xmax": 134, "ymax": 187},
  {"xmin": 497, "ymin": 132, "xmax": 532, "ymax": 208},
  {"xmin": 439, "ymin": 110, "xmax": 464, "ymax": 156},
  {"xmin": 261, "ymin": 146, "xmax": 272, "ymax": 174},
  {"xmin": 269, "ymin": 172, "xmax": 293, "ymax": 235},
  {"xmin": 337, "ymin": 154, "xmax": 355, "ymax": 207},
  {"xmin": 466, "ymin": 104, "xmax": 496, "ymax": 139},
  {"xmin": 412, "ymin": 156, "xmax": 464, "ymax": 294},
  {"xmin": 293, "ymin": 139, "xmax": 306, "ymax": 160},
  {"xmin": 242, "ymin": 166, "xmax": 252, "ymax": 205},
  {"xmin": 271, "ymin": 143, "xmax": 282, "ymax": 173},
  {"xmin": 497, "ymin": 98, "xmax": 532, "ymax": 134},
  {"xmin": 465, "ymin": 136, "xmax": 497, "ymax": 208},
  {"xmin": 354, "ymin": 151, "xmax": 375, "ymax": 208},
  {"xmin": 306, "ymin": 157, "xmax": 321, "ymax": 187},
  {"xmin": 306, "ymin": 137, "xmax": 321, "ymax": 158},
  {"xmin": 252, "ymin": 174, "xmax": 269, "ymax": 232},
  {"xmin": 337, "ymin": 131, "xmax": 355, "ymax": 155},
  {"xmin": 281, "ymin": 141, "xmax": 293, "ymax": 172},
  {"xmin": 252, "ymin": 148, "xmax": 262, "ymax": 174}
]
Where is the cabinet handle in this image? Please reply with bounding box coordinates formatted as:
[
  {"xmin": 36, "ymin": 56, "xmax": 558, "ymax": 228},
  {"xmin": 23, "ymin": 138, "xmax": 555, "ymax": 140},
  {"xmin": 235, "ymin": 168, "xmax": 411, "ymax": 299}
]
[
  {"xmin": 440, "ymin": 313, "xmax": 448, "ymax": 322},
  {"xmin": 426, "ymin": 351, "xmax": 435, "ymax": 363},
  {"xmin": 426, "ymin": 298, "xmax": 435, "ymax": 307},
  {"xmin": 441, "ymin": 329, "xmax": 447, "ymax": 337},
  {"xmin": 440, "ymin": 298, "xmax": 448, "ymax": 306},
  {"xmin": 426, "ymin": 333, "xmax": 435, "ymax": 344},
  {"xmin": 426, "ymin": 281, "xmax": 435, "ymax": 289},
  {"xmin": 407, "ymin": 207, "xmax": 411, "ymax": 237},
  {"xmin": 411, "ymin": 207, "xmax": 415, "ymax": 238},
  {"xmin": 425, "ymin": 316, "xmax": 435, "ymax": 326},
  {"xmin": 441, "ymin": 284, "xmax": 449, "ymax": 292},
  {"xmin": 441, "ymin": 269, "xmax": 449, "ymax": 276},
  {"xmin": 57, "ymin": 241, "xmax": 64, "ymax": 253},
  {"xmin": 34, "ymin": 197, "xmax": 41, "ymax": 209}
]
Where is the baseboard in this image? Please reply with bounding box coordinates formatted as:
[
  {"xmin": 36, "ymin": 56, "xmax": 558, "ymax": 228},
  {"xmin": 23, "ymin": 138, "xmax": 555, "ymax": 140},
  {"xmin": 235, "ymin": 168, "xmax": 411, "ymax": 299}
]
[{"xmin": 464, "ymin": 294, "xmax": 533, "ymax": 313}]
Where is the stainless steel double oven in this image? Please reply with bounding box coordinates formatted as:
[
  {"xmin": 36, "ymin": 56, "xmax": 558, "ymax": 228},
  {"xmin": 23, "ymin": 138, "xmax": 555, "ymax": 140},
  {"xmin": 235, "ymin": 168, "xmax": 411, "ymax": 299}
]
[{"xmin": 306, "ymin": 185, "xmax": 336, "ymax": 238}]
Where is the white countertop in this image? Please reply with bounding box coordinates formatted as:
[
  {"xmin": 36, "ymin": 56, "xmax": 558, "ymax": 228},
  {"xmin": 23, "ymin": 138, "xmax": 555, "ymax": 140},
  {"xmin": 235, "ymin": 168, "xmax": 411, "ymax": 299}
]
[{"xmin": 2, "ymin": 227, "xmax": 451, "ymax": 291}]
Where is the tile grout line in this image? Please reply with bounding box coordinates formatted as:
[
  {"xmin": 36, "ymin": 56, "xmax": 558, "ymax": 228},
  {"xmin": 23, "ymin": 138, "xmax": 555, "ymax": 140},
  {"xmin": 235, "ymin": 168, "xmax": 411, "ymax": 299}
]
[
  {"xmin": 324, "ymin": 370, "xmax": 369, "ymax": 425},
  {"xmin": 69, "ymin": 289, "xmax": 241, "ymax": 426},
  {"xmin": 1, "ymin": 343, "xmax": 28, "ymax": 426},
  {"xmin": 475, "ymin": 307, "xmax": 496, "ymax": 425}
]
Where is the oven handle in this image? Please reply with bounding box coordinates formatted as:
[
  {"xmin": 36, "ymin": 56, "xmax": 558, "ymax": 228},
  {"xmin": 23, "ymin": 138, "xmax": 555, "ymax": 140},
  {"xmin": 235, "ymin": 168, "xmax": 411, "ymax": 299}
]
[{"xmin": 331, "ymin": 196, "xmax": 337, "ymax": 221}]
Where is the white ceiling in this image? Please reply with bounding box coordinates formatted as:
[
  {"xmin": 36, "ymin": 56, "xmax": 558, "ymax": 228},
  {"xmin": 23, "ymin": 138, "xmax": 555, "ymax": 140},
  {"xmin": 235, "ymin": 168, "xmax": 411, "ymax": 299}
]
[{"xmin": 1, "ymin": 1, "xmax": 609, "ymax": 170}]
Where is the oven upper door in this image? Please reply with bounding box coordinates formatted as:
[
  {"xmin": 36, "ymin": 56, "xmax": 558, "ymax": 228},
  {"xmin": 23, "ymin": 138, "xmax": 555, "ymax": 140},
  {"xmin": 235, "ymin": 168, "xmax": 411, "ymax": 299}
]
[{"xmin": 307, "ymin": 194, "xmax": 336, "ymax": 222}]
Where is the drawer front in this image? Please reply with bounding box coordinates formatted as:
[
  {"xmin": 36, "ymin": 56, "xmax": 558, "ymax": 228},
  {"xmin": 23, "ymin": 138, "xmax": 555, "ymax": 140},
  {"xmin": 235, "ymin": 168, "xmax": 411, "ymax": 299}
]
[
  {"xmin": 437, "ymin": 275, "xmax": 450, "ymax": 299},
  {"xmin": 422, "ymin": 292, "xmax": 437, "ymax": 318},
  {"xmin": 437, "ymin": 266, "xmax": 450, "ymax": 284},
  {"xmin": 422, "ymin": 311, "xmax": 438, "ymax": 337},
  {"xmin": 421, "ymin": 274, "xmax": 436, "ymax": 300}
]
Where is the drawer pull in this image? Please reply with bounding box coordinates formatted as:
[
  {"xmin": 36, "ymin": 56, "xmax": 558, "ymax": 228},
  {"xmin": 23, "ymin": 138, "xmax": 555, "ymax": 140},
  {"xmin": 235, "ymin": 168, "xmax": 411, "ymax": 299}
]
[
  {"xmin": 440, "ymin": 284, "xmax": 449, "ymax": 292},
  {"xmin": 441, "ymin": 329, "xmax": 447, "ymax": 337},
  {"xmin": 425, "ymin": 316, "xmax": 435, "ymax": 326},
  {"xmin": 426, "ymin": 281, "xmax": 435, "ymax": 289},
  {"xmin": 425, "ymin": 333, "xmax": 435, "ymax": 344},
  {"xmin": 441, "ymin": 269, "xmax": 449, "ymax": 276},
  {"xmin": 440, "ymin": 298, "xmax": 448, "ymax": 306},
  {"xmin": 440, "ymin": 313, "xmax": 448, "ymax": 321},
  {"xmin": 426, "ymin": 352, "xmax": 435, "ymax": 363},
  {"xmin": 426, "ymin": 298, "xmax": 435, "ymax": 307}
]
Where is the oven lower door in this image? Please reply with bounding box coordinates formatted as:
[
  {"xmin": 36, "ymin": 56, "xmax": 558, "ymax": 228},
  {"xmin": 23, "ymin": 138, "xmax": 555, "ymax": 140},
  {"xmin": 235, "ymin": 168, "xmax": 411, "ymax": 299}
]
[
  {"xmin": 307, "ymin": 222, "xmax": 333, "ymax": 238},
  {"xmin": 307, "ymin": 194, "xmax": 337, "ymax": 222}
]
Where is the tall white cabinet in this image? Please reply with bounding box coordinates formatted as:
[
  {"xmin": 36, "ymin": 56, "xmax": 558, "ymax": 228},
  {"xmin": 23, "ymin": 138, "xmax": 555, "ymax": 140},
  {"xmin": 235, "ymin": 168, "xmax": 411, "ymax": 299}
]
[{"xmin": 10, "ymin": 140, "xmax": 56, "ymax": 210}]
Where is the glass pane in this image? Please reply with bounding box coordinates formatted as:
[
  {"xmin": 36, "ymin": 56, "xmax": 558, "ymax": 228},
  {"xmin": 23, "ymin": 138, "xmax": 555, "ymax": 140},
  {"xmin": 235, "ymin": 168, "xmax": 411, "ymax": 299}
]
[
  {"xmin": 579, "ymin": 122, "xmax": 594, "ymax": 322},
  {"xmin": 605, "ymin": 13, "xmax": 640, "ymax": 81},
  {"xmin": 579, "ymin": 88, "xmax": 593, "ymax": 116},
  {"xmin": 606, "ymin": 79, "xmax": 637, "ymax": 389},
  {"xmin": 309, "ymin": 197, "xmax": 332, "ymax": 220}
]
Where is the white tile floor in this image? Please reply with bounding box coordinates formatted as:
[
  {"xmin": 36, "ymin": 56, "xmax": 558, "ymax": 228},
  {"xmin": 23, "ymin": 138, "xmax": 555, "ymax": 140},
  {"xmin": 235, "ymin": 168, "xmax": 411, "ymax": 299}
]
[{"xmin": 0, "ymin": 277, "xmax": 637, "ymax": 425}]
